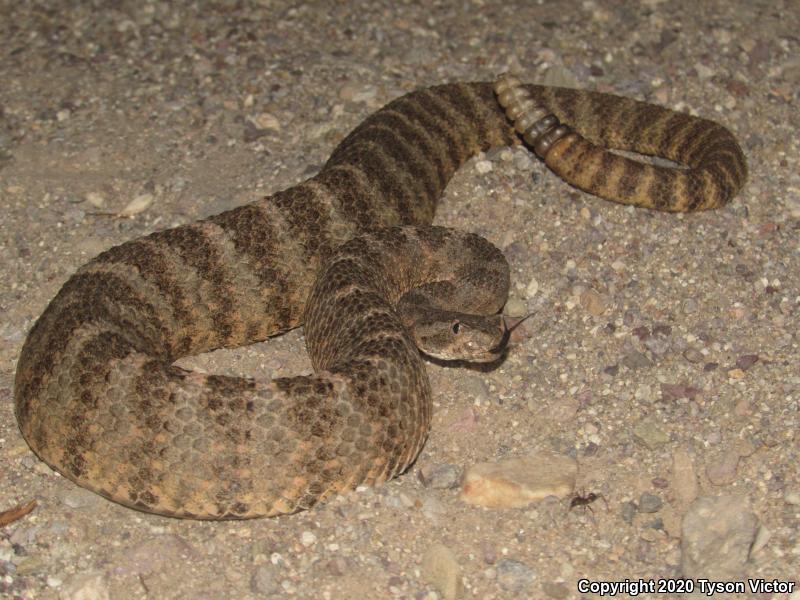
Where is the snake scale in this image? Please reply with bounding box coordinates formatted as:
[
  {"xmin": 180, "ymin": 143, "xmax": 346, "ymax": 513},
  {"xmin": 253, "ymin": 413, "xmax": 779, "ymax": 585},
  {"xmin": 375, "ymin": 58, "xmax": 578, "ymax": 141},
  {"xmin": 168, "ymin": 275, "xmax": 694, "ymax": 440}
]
[{"xmin": 14, "ymin": 77, "xmax": 747, "ymax": 519}]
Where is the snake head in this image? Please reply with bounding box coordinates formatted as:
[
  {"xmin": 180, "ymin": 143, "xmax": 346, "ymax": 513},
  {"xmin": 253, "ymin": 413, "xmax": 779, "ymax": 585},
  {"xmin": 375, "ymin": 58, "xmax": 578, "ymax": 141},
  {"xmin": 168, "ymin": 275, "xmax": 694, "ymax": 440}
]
[{"xmin": 409, "ymin": 313, "xmax": 530, "ymax": 363}]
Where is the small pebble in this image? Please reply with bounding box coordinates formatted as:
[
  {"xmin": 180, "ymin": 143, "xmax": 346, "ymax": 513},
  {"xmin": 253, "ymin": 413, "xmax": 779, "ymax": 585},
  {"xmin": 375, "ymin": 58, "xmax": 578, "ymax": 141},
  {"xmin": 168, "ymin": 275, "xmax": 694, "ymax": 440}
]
[
  {"xmin": 750, "ymin": 524, "xmax": 771, "ymax": 555},
  {"xmin": 418, "ymin": 463, "xmax": 461, "ymax": 489},
  {"xmin": 693, "ymin": 62, "xmax": 715, "ymax": 79},
  {"xmin": 620, "ymin": 501, "xmax": 637, "ymax": 524},
  {"xmin": 421, "ymin": 543, "xmax": 461, "ymax": 600},
  {"xmin": 634, "ymin": 383, "xmax": 653, "ymax": 402},
  {"xmin": 513, "ymin": 152, "xmax": 533, "ymax": 171},
  {"xmin": 482, "ymin": 542, "xmax": 497, "ymax": 565},
  {"xmin": 582, "ymin": 441, "xmax": 599, "ymax": 457},
  {"xmin": 250, "ymin": 564, "xmax": 281, "ymax": 595},
  {"xmin": 622, "ymin": 350, "xmax": 653, "ymax": 369},
  {"xmin": 727, "ymin": 368, "xmax": 745, "ymax": 379},
  {"xmin": 735, "ymin": 354, "xmax": 759, "ymax": 370},
  {"xmin": 706, "ymin": 451, "xmax": 740, "ymax": 485},
  {"xmin": 682, "ymin": 298, "xmax": 698, "ymax": 314},
  {"xmin": 447, "ymin": 406, "xmax": 480, "ymax": 432},
  {"xmin": 85, "ymin": 192, "xmax": 105, "ymax": 208},
  {"xmin": 638, "ymin": 493, "xmax": 663, "ymax": 513},
  {"xmin": 644, "ymin": 335, "xmax": 670, "ymax": 355},
  {"xmin": 580, "ymin": 289, "xmax": 608, "ymax": 316},
  {"xmin": 681, "ymin": 495, "xmax": 758, "ymax": 579},
  {"xmin": 784, "ymin": 489, "xmax": 800, "ymax": 505},
  {"xmin": 14, "ymin": 556, "xmax": 46, "ymax": 576},
  {"xmin": 119, "ymin": 193, "xmax": 153, "ymax": 217},
  {"xmin": 682, "ymin": 347, "xmax": 704, "ymax": 363},
  {"xmin": 652, "ymin": 324, "xmax": 671, "ymax": 336},
  {"xmin": 632, "ymin": 420, "xmax": 670, "ymax": 448},
  {"xmin": 496, "ymin": 559, "xmax": 536, "ymax": 594},
  {"xmin": 245, "ymin": 54, "xmax": 266, "ymax": 71},
  {"xmin": 388, "ymin": 575, "xmax": 406, "ymax": 589},
  {"xmin": 253, "ymin": 112, "xmax": 281, "ymax": 131},
  {"xmin": 300, "ymin": 530, "xmax": 317, "ymax": 547},
  {"xmin": 660, "ymin": 383, "xmax": 701, "ymax": 401},
  {"xmin": 327, "ymin": 556, "xmax": 348, "ymax": 576},
  {"xmin": 339, "ymin": 83, "xmax": 378, "ymax": 103},
  {"xmin": 474, "ymin": 159, "xmax": 493, "ymax": 174}
]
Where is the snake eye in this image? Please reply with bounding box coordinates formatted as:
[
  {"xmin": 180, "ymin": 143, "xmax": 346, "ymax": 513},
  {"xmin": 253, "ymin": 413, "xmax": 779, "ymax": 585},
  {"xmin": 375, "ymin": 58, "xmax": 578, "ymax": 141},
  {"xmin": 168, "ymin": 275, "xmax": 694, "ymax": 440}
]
[{"xmin": 451, "ymin": 321, "xmax": 460, "ymax": 334}]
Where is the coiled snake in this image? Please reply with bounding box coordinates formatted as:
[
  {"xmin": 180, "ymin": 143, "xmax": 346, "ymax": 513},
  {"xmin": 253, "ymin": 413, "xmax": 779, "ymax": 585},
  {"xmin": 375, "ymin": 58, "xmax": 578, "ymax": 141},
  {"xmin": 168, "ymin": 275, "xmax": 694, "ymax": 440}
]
[{"xmin": 14, "ymin": 75, "xmax": 747, "ymax": 519}]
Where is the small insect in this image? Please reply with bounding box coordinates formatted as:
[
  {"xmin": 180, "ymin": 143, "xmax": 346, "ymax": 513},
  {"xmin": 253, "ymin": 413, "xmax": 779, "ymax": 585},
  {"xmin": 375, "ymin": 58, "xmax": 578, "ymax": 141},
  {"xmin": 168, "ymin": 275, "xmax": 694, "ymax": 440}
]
[{"xmin": 568, "ymin": 491, "xmax": 608, "ymax": 514}]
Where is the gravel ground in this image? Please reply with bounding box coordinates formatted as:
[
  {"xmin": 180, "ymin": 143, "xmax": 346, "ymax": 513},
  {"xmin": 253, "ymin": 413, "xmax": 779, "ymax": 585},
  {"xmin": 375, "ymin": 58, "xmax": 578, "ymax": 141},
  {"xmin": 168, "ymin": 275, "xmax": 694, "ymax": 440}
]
[{"xmin": 1, "ymin": 1, "xmax": 798, "ymax": 599}]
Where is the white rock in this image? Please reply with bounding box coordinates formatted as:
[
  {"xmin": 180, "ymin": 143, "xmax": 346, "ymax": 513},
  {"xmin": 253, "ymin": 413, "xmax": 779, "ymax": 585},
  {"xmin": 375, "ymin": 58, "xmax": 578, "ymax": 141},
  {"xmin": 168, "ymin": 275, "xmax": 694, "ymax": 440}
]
[
  {"xmin": 474, "ymin": 159, "xmax": 493, "ymax": 174},
  {"xmin": 119, "ymin": 193, "xmax": 153, "ymax": 217},
  {"xmin": 300, "ymin": 530, "xmax": 317, "ymax": 547},
  {"xmin": 253, "ymin": 112, "xmax": 281, "ymax": 131},
  {"xmin": 461, "ymin": 454, "xmax": 576, "ymax": 508},
  {"xmin": 85, "ymin": 192, "xmax": 105, "ymax": 208}
]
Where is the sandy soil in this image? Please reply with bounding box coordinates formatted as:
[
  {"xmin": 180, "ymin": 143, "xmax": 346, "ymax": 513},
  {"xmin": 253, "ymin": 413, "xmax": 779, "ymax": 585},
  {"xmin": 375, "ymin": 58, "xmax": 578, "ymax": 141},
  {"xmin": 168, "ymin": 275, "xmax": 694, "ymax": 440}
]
[{"xmin": 1, "ymin": 1, "xmax": 797, "ymax": 598}]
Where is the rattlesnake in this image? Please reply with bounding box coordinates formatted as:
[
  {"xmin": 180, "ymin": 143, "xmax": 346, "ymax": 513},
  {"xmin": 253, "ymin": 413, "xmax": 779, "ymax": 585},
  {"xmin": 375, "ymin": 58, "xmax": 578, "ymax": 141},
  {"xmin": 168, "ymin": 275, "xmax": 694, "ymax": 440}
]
[{"xmin": 14, "ymin": 76, "xmax": 747, "ymax": 519}]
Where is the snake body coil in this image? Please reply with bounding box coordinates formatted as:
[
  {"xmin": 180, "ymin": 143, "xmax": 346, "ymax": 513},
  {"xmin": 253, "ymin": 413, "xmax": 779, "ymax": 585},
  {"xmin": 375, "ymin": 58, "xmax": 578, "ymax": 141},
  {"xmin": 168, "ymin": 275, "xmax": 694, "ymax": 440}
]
[{"xmin": 14, "ymin": 79, "xmax": 747, "ymax": 519}]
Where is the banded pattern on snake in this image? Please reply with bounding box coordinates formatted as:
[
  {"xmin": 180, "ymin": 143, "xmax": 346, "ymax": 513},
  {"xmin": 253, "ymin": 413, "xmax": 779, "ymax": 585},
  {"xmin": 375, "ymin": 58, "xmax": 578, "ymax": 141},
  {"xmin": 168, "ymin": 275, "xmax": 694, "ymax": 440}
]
[{"xmin": 14, "ymin": 78, "xmax": 746, "ymax": 519}]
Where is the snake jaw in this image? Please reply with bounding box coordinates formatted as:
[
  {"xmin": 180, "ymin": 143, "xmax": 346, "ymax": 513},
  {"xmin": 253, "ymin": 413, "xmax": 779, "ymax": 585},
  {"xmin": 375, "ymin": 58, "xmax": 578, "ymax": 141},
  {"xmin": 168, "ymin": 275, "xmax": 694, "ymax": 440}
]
[{"xmin": 488, "ymin": 322, "xmax": 512, "ymax": 355}]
